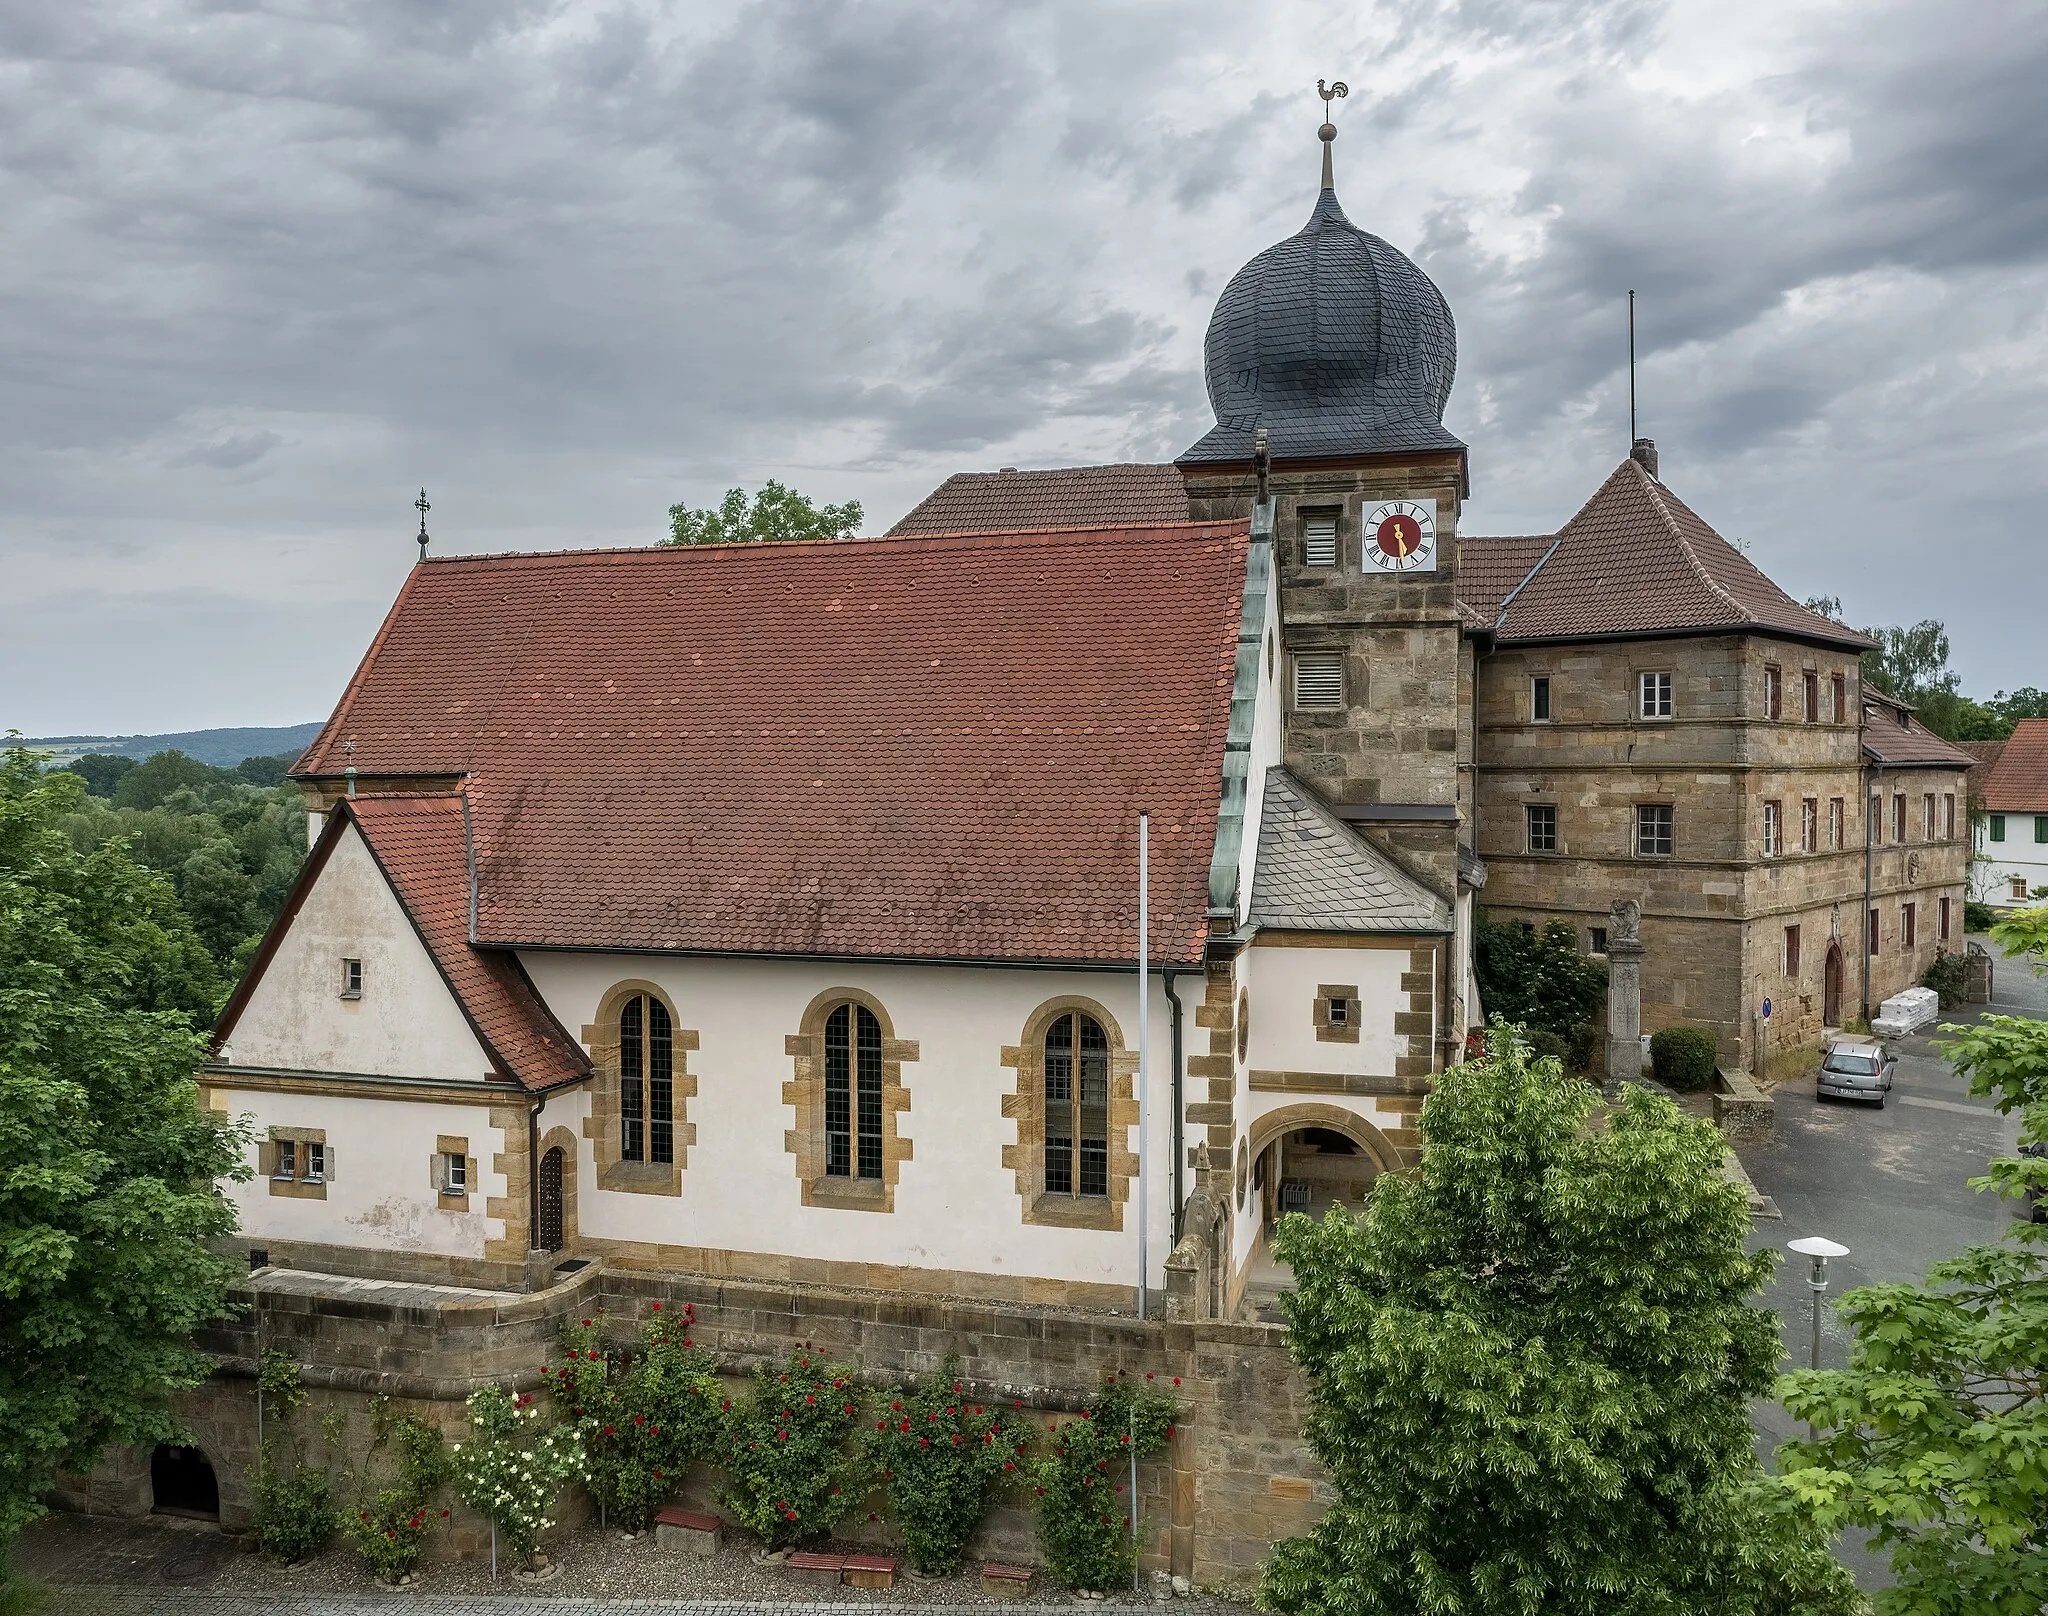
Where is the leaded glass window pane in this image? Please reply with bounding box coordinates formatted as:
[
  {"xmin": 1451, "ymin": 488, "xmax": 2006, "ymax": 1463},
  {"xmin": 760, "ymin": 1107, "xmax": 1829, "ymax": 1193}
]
[
  {"xmin": 1044, "ymin": 1013, "xmax": 1073, "ymax": 1194},
  {"xmin": 648, "ymin": 997, "xmax": 674, "ymax": 1166},
  {"xmin": 824, "ymin": 1003, "xmax": 852, "ymax": 1177},
  {"xmin": 1078, "ymin": 1015, "xmax": 1109, "ymax": 1197},
  {"xmin": 856, "ymin": 1005, "xmax": 883, "ymax": 1180},
  {"xmin": 620, "ymin": 995, "xmax": 644, "ymax": 1163}
]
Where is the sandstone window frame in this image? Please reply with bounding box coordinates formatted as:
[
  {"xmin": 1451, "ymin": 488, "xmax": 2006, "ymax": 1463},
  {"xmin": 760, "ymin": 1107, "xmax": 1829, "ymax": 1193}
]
[
  {"xmin": 1762, "ymin": 800, "xmax": 1782, "ymax": 859},
  {"xmin": 581, "ymin": 980, "xmax": 697, "ymax": 1198},
  {"xmin": 1868, "ymin": 907, "xmax": 1881, "ymax": 956},
  {"xmin": 1639, "ymin": 670, "xmax": 1674, "ymax": 720},
  {"xmin": 783, "ymin": 988, "xmax": 914, "ymax": 1213},
  {"xmin": 263, "ymin": 1124, "xmax": 329, "ymax": 1200},
  {"xmin": 1872, "ymin": 794, "xmax": 1885, "ymax": 846},
  {"xmin": 1526, "ymin": 803, "xmax": 1557, "ymax": 854},
  {"xmin": 1939, "ymin": 896, "xmax": 1951, "ymax": 942},
  {"xmin": 1893, "ymin": 794, "xmax": 1907, "ymax": 844},
  {"xmin": 1832, "ymin": 672, "xmax": 1848, "ymax": 723},
  {"xmin": 1635, "ymin": 802, "xmax": 1675, "ymax": 858},
  {"xmin": 1530, "ymin": 675, "xmax": 1551, "ymax": 722},
  {"xmin": 1903, "ymin": 902, "xmax": 1917, "ymax": 948},
  {"xmin": 1784, "ymin": 925, "xmax": 1801, "ymax": 977},
  {"xmin": 1764, "ymin": 665, "xmax": 1783, "ymax": 721},
  {"xmin": 433, "ymin": 1134, "xmax": 477, "ymax": 1211},
  {"xmin": 1314, "ymin": 984, "xmax": 1361, "ymax": 1044},
  {"xmin": 1923, "ymin": 793, "xmax": 1936, "ymax": 842},
  {"xmin": 1589, "ymin": 927, "xmax": 1608, "ymax": 955},
  {"xmin": 1803, "ymin": 669, "xmax": 1819, "ymax": 722},
  {"xmin": 1830, "ymin": 797, "xmax": 1844, "ymax": 849},
  {"xmin": 1801, "ymin": 797, "xmax": 1819, "ymax": 853},
  {"xmin": 1001, "ymin": 996, "xmax": 1138, "ymax": 1232},
  {"xmin": 1944, "ymin": 794, "xmax": 1956, "ymax": 840}
]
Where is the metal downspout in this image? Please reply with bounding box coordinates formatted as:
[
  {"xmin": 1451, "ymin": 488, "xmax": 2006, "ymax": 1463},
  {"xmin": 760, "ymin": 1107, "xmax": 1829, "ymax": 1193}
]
[
  {"xmin": 528, "ymin": 1093, "xmax": 543, "ymax": 1258},
  {"xmin": 1162, "ymin": 968, "xmax": 1187, "ymax": 1243},
  {"xmin": 1862, "ymin": 762, "xmax": 1880, "ymax": 1023}
]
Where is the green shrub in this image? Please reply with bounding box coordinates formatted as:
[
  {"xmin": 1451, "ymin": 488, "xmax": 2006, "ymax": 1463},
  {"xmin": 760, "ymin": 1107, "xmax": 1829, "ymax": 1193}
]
[
  {"xmin": 719, "ymin": 1345, "xmax": 870, "ymax": 1550},
  {"xmin": 551, "ymin": 1304, "xmax": 723, "ymax": 1533},
  {"xmin": 1028, "ymin": 1373, "xmax": 1177, "ymax": 1592},
  {"xmin": 1963, "ymin": 899, "xmax": 1997, "ymax": 933},
  {"xmin": 868, "ymin": 1353, "xmax": 1023, "ymax": 1574},
  {"xmin": 1566, "ymin": 1020, "xmax": 1600, "ymax": 1075},
  {"xmin": 1526, "ymin": 1029, "xmax": 1569, "ymax": 1069},
  {"xmin": 1919, "ymin": 948, "xmax": 1969, "ymax": 1010},
  {"xmin": 1649, "ymin": 1026, "xmax": 1718, "ymax": 1091},
  {"xmin": 250, "ymin": 1461, "xmax": 332, "ymax": 1565},
  {"xmin": 1473, "ymin": 917, "xmax": 1608, "ymax": 1042},
  {"xmin": 340, "ymin": 1407, "xmax": 449, "ymax": 1582}
]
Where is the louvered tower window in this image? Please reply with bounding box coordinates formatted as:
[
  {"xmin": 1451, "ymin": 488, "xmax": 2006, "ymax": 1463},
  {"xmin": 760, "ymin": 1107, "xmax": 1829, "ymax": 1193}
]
[
  {"xmin": 824, "ymin": 1003, "xmax": 884, "ymax": 1179},
  {"xmin": 1301, "ymin": 511, "xmax": 1339, "ymax": 568},
  {"xmin": 1294, "ymin": 653, "xmax": 1344, "ymax": 709},
  {"xmin": 617, "ymin": 994, "xmax": 674, "ymax": 1165},
  {"xmin": 1044, "ymin": 1012, "xmax": 1110, "ymax": 1198}
]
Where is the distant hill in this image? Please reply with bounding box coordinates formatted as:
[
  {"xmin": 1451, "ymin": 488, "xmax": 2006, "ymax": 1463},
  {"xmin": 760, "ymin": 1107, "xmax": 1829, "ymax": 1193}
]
[{"xmin": 20, "ymin": 722, "xmax": 326, "ymax": 769}]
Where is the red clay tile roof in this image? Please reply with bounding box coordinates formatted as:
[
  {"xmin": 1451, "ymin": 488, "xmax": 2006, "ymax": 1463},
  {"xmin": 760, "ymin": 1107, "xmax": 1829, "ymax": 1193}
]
[
  {"xmin": 1453, "ymin": 535, "xmax": 1551, "ymax": 625},
  {"xmin": 1978, "ymin": 719, "xmax": 2048, "ymax": 809},
  {"xmin": 1470, "ymin": 458, "xmax": 1874, "ymax": 650},
  {"xmin": 888, "ymin": 465, "xmax": 1191, "ymax": 535},
  {"xmin": 1861, "ymin": 698, "xmax": 1978, "ymax": 770},
  {"xmin": 1956, "ymin": 738, "xmax": 2006, "ymax": 800},
  {"xmin": 294, "ymin": 525, "xmax": 1251, "ymax": 966}
]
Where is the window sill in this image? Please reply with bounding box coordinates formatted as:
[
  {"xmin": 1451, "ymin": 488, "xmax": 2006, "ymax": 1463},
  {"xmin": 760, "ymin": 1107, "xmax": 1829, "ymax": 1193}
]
[
  {"xmin": 437, "ymin": 1190, "xmax": 470, "ymax": 1211},
  {"xmin": 267, "ymin": 1177, "xmax": 327, "ymax": 1200},
  {"xmin": 1024, "ymin": 1191, "xmax": 1119, "ymax": 1231},
  {"xmin": 1315, "ymin": 1024, "xmax": 1362, "ymax": 1045},
  {"xmin": 807, "ymin": 1175, "xmax": 889, "ymax": 1212},
  {"xmin": 338, "ymin": 991, "xmax": 362, "ymax": 1002},
  {"xmin": 599, "ymin": 1158, "xmax": 679, "ymax": 1197}
]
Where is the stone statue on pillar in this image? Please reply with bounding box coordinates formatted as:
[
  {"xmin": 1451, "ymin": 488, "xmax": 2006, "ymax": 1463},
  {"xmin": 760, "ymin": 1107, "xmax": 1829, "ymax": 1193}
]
[{"xmin": 1606, "ymin": 898, "xmax": 1644, "ymax": 1099}]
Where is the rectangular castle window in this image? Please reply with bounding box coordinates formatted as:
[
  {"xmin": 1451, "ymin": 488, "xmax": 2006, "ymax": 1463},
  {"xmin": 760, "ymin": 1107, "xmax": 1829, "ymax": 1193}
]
[
  {"xmin": 1903, "ymin": 903, "xmax": 1917, "ymax": 948},
  {"xmin": 1924, "ymin": 793, "xmax": 1936, "ymax": 841},
  {"xmin": 1589, "ymin": 927, "xmax": 1608, "ymax": 955},
  {"xmin": 441, "ymin": 1152, "xmax": 467, "ymax": 1194},
  {"xmin": 1868, "ymin": 907, "xmax": 1880, "ymax": 956},
  {"xmin": 1639, "ymin": 671, "xmax": 1674, "ymax": 719},
  {"xmin": 1293, "ymin": 652, "xmax": 1345, "ymax": 709},
  {"xmin": 1872, "ymin": 795, "xmax": 1884, "ymax": 845},
  {"xmin": 1989, "ymin": 813, "xmax": 2006, "ymax": 843},
  {"xmin": 1765, "ymin": 665, "xmax": 1783, "ymax": 721},
  {"xmin": 340, "ymin": 958, "xmax": 362, "ymax": 999},
  {"xmin": 1940, "ymin": 896, "xmax": 1951, "ymax": 942},
  {"xmin": 1763, "ymin": 800, "xmax": 1782, "ymax": 858},
  {"xmin": 1801, "ymin": 797, "xmax": 1818, "ymax": 852},
  {"xmin": 1785, "ymin": 925, "xmax": 1801, "ymax": 976},
  {"xmin": 1526, "ymin": 803, "xmax": 1557, "ymax": 853},
  {"xmin": 1830, "ymin": 797, "xmax": 1844, "ymax": 848},
  {"xmin": 1833, "ymin": 672, "xmax": 1847, "ymax": 721},
  {"xmin": 1894, "ymin": 794, "xmax": 1907, "ymax": 844},
  {"xmin": 1636, "ymin": 803, "xmax": 1675, "ymax": 857},
  {"xmin": 1531, "ymin": 675, "xmax": 1551, "ymax": 722},
  {"xmin": 1945, "ymin": 794, "xmax": 1956, "ymax": 839},
  {"xmin": 1803, "ymin": 670, "xmax": 1819, "ymax": 721}
]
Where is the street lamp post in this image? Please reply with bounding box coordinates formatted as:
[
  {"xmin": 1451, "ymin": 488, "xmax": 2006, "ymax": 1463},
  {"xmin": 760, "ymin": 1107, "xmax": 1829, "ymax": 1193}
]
[{"xmin": 1786, "ymin": 1235, "xmax": 1850, "ymax": 1441}]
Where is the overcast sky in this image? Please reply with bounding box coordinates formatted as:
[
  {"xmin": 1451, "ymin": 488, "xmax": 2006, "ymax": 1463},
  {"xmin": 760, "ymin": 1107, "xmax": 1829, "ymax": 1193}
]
[{"xmin": 4, "ymin": 0, "xmax": 2045, "ymax": 737}]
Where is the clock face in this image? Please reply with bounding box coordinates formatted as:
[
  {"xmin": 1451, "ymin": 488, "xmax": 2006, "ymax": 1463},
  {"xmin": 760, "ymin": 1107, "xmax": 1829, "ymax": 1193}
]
[{"xmin": 1363, "ymin": 498, "xmax": 1438, "ymax": 573}]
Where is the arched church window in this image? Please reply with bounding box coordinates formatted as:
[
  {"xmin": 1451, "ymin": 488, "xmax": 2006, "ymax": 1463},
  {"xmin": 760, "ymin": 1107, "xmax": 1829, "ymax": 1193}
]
[
  {"xmin": 617, "ymin": 993, "xmax": 674, "ymax": 1165},
  {"xmin": 1044, "ymin": 1012, "xmax": 1110, "ymax": 1198},
  {"xmin": 824, "ymin": 1002, "xmax": 883, "ymax": 1180}
]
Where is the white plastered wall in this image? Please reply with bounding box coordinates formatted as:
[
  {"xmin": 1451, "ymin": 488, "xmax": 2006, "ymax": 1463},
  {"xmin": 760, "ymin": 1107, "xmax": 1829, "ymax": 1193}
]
[
  {"xmin": 218, "ymin": 823, "xmax": 493, "ymax": 1081},
  {"xmin": 1230, "ymin": 558, "xmax": 1288, "ymax": 929},
  {"xmin": 215, "ymin": 1088, "xmax": 508, "ymax": 1258},
  {"xmin": 519, "ymin": 953, "xmax": 1180, "ymax": 1296},
  {"xmin": 1972, "ymin": 819, "xmax": 2048, "ymax": 908}
]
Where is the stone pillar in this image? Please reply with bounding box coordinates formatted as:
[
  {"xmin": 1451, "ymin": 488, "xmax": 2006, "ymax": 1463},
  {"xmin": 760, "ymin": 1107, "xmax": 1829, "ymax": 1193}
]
[{"xmin": 1605, "ymin": 898, "xmax": 1644, "ymax": 1098}]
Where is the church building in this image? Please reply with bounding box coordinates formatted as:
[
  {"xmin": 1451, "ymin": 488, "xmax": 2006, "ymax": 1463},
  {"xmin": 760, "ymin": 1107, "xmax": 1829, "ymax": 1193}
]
[{"xmin": 205, "ymin": 115, "xmax": 1968, "ymax": 1331}]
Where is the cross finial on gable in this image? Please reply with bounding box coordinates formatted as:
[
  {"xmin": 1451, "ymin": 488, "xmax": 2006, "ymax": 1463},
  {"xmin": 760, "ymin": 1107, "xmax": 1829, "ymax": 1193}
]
[{"xmin": 415, "ymin": 489, "xmax": 431, "ymax": 560}]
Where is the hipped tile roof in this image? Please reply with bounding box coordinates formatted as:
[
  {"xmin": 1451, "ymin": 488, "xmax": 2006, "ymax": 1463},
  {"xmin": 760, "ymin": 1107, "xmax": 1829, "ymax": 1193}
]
[
  {"xmin": 1861, "ymin": 696, "xmax": 1979, "ymax": 770},
  {"xmin": 1470, "ymin": 458, "xmax": 1875, "ymax": 649},
  {"xmin": 1249, "ymin": 770, "xmax": 1451, "ymax": 933},
  {"xmin": 1976, "ymin": 719, "xmax": 2048, "ymax": 809},
  {"xmin": 887, "ymin": 465, "xmax": 1190, "ymax": 536},
  {"xmin": 295, "ymin": 525, "xmax": 1251, "ymax": 966}
]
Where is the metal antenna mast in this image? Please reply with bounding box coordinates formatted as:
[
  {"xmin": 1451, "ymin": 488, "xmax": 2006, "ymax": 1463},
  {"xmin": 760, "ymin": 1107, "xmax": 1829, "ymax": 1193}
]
[{"xmin": 1628, "ymin": 291, "xmax": 1637, "ymax": 446}]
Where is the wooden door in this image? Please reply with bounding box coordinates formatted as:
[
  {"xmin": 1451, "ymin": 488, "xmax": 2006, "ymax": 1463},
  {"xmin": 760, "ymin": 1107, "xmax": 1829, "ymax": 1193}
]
[{"xmin": 538, "ymin": 1146, "xmax": 564, "ymax": 1251}]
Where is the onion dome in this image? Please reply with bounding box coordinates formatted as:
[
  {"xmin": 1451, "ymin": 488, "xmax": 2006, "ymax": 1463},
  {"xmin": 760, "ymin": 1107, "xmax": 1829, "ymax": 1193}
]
[{"xmin": 1178, "ymin": 125, "xmax": 1461, "ymax": 465}]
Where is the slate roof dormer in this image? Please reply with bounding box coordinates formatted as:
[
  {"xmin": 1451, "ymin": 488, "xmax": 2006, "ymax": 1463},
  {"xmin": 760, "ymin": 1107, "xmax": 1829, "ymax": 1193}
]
[{"xmin": 1249, "ymin": 769, "xmax": 1452, "ymax": 935}]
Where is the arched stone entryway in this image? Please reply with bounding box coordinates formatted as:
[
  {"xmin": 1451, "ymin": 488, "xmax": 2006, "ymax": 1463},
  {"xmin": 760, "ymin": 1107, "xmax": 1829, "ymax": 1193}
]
[
  {"xmin": 1823, "ymin": 940, "xmax": 1844, "ymax": 1028},
  {"xmin": 150, "ymin": 1444, "xmax": 219, "ymax": 1520},
  {"xmin": 1242, "ymin": 1102, "xmax": 1403, "ymax": 1317}
]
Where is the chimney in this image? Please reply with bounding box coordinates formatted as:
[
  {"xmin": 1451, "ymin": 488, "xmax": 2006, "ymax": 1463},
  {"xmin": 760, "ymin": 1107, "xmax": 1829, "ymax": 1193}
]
[{"xmin": 1630, "ymin": 437, "xmax": 1659, "ymax": 479}]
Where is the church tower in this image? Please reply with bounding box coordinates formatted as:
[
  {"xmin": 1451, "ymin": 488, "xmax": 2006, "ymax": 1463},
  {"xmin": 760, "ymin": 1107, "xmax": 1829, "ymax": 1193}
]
[{"xmin": 1178, "ymin": 104, "xmax": 1468, "ymax": 896}]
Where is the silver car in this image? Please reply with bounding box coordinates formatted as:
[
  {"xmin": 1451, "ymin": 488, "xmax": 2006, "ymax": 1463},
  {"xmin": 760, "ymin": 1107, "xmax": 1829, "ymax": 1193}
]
[{"xmin": 1816, "ymin": 1038, "xmax": 1895, "ymax": 1106}]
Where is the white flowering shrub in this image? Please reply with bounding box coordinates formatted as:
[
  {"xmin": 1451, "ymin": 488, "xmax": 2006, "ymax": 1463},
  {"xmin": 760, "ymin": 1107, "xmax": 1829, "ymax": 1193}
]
[{"xmin": 451, "ymin": 1386, "xmax": 587, "ymax": 1564}]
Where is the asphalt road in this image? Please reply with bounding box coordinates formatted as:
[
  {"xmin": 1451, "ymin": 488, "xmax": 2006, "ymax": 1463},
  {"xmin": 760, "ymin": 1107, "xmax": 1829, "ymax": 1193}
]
[{"xmin": 1741, "ymin": 941, "xmax": 2043, "ymax": 1593}]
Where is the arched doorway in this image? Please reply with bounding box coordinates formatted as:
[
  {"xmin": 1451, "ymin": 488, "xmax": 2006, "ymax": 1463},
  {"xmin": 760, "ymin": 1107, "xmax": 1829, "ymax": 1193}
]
[
  {"xmin": 1243, "ymin": 1103, "xmax": 1403, "ymax": 1316},
  {"xmin": 1823, "ymin": 940, "xmax": 1844, "ymax": 1028},
  {"xmin": 150, "ymin": 1444, "xmax": 219, "ymax": 1520},
  {"xmin": 537, "ymin": 1147, "xmax": 565, "ymax": 1252}
]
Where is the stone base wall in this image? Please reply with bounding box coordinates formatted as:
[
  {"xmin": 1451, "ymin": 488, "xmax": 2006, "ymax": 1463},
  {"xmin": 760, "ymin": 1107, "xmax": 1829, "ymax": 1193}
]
[{"xmin": 67, "ymin": 1258, "xmax": 1328, "ymax": 1589}]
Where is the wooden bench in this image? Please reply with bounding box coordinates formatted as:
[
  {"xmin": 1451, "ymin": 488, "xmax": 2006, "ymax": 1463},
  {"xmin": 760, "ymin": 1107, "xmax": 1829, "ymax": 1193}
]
[
  {"xmin": 982, "ymin": 1561, "xmax": 1036, "ymax": 1600},
  {"xmin": 842, "ymin": 1553, "xmax": 898, "ymax": 1590},
  {"xmin": 651, "ymin": 1506, "xmax": 721, "ymax": 1556},
  {"xmin": 787, "ymin": 1550, "xmax": 848, "ymax": 1586}
]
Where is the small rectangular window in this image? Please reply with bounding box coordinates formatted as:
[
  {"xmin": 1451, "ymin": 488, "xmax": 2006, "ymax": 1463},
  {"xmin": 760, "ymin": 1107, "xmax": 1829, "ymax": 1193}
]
[
  {"xmin": 1327, "ymin": 996, "xmax": 1349, "ymax": 1026},
  {"xmin": 340, "ymin": 958, "xmax": 363, "ymax": 999},
  {"xmin": 1293, "ymin": 652, "xmax": 1345, "ymax": 709},
  {"xmin": 1924, "ymin": 793, "xmax": 1936, "ymax": 841},
  {"xmin": 1589, "ymin": 927, "xmax": 1608, "ymax": 955},
  {"xmin": 1762, "ymin": 800, "xmax": 1781, "ymax": 858},
  {"xmin": 1301, "ymin": 511, "xmax": 1339, "ymax": 568},
  {"xmin": 1832, "ymin": 672, "xmax": 1847, "ymax": 722},
  {"xmin": 1526, "ymin": 803, "xmax": 1558, "ymax": 853},
  {"xmin": 272, "ymin": 1139, "xmax": 297, "ymax": 1180},
  {"xmin": 1801, "ymin": 797, "xmax": 1818, "ymax": 852},
  {"xmin": 1872, "ymin": 795, "xmax": 1884, "ymax": 845},
  {"xmin": 1939, "ymin": 896, "xmax": 1951, "ymax": 942},
  {"xmin": 1903, "ymin": 902, "xmax": 1917, "ymax": 948},
  {"xmin": 1989, "ymin": 813, "xmax": 2006, "ymax": 843},
  {"xmin": 1944, "ymin": 794, "xmax": 1956, "ymax": 840},
  {"xmin": 2036, "ymin": 815, "xmax": 2048, "ymax": 844},
  {"xmin": 1829, "ymin": 798, "xmax": 1844, "ymax": 849},
  {"xmin": 1784, "ymin": 925, "xmax": 1801, "ymax": 977},
  {"xmin": 1803, "ymin": 670, "xmax": 1818, "ymax": 721},
  {"xmin": 1894, "ymin": 794, "xmax": 1907, "ymax": 844},
  {"xmin": 303, "ymin": 1141, "xmax": 325, "ymax": 1183},
  {"xmin": 1636, "ymin": 803, "xmax": 1675, "ymax": 857},
  {"xmin": 1868, "ymin": 907, "xmax": 1880, "ymax": 956},
  {"xmin": 441, "ymin": 1152, "xmax": 467, "ymax": 1194},
  {"xmin": 2014, "ymin": 877, "xmax": 2031, "ymax": 901},
  {"xmin": 1531, "ymin": 675, "xmax": 1551, "ymax": 722},
  {"xmin": 1765, "ymin": 666, "xmax": 1783, "ymax": 721},
  {"xmin": 1639, "ymin": 671, "xmax": 1674, "ymax": 719}
]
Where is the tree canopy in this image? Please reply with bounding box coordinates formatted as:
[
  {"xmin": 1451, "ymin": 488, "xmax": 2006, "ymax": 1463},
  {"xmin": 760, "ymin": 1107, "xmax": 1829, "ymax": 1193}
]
[
  {"xmin": 1777, "ymin": 904, "xmax": 2048, "ymax": 1615},
  {"xmin": 1264, "ymin": 1027, "xmax": 1859, "ymax": 1616},
  {"xmin": 1801, "ymin": 600, "xmax": 2046, "ymax": 742},
  {"xmin": 1473, "ymin": 916, "xmax": 1608, "ymax": 1046},
  {"xmin": 665, "ymin": 480, "xmax": 862, "ymax": 547},
  {"xmin": 0, "ymin": 744, "xmax": 249, "ymax": 1564}
]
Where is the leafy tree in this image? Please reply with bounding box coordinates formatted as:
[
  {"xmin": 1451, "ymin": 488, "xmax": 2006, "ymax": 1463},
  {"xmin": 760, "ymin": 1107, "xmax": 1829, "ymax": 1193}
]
[
  {"xmin": 666, "ymin": 480, "xmax": 862, "ymax": 547},
  {"xmin": 1263, "ymin": 1026, "xmax": 1860, "ymax": 1616},
  {"xmin": 112, "ymin": 749, "xmax": 216, "ymax": 811},
  {"xmin": 1985, "ymin": 687, "xmax": 2048, "ymax": 732},
  {"xmin": 1778, "ymin": 906, "xmax": 2048, "ymax": 1615},
  {"xmin": 1473, "ymin": 916, "xmax": 1608, "ymax": 1046},
  {"xmin": 1799, "ymin": 604, "xmax": 2020, "ymax": 741},
  {"xmin": 60, "ymin": 754, "xmax": 136, "ymax": 798},
  {"xmin": 0, "ymin": 744, "xmax": 251, "ymax": 1580}
]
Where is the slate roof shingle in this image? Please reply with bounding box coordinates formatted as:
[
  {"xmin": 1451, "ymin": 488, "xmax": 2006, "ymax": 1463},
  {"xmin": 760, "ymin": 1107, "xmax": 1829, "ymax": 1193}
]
[
  {"xmin": 1976, "ymin": 719, "xmax": 2048, "ymax": 809},
  {"xmin": 295, "ymin": 524, "xmax": 1252, "ymax": 967},
  {"xmin": 1470, "ymin": 457, "xmax": 1875, "ymax": 649},
  {"xmin": 1248, "ymin": 769, "xmax": 1452, "ymax": 934},
  {"xmin": 888, "ymin": 465, "xmax": 1189, "ymax": 536}
]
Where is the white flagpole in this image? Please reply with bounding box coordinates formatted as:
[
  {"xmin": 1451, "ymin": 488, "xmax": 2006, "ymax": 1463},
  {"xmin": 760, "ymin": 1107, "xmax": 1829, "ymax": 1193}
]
[{"xmin": 1137, "ymin": 810, "xmax": 1150, "ymax": 1321}]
